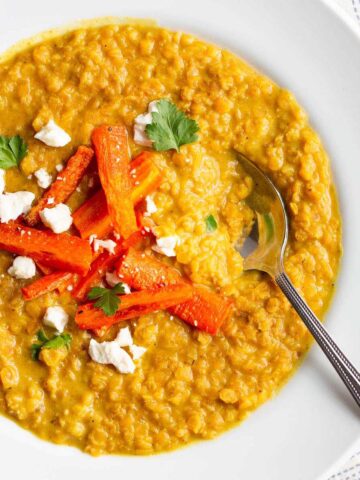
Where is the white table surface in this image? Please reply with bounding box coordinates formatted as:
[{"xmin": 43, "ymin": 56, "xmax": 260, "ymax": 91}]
[{"xmin": 326, "ymin": 1, "xmax": 359, "ymax": 479}]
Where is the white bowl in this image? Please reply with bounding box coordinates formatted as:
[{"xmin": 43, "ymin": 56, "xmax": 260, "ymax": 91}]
[{"xmin": 1, "ymin": 0, "xmax": 360, "ymax": 479}]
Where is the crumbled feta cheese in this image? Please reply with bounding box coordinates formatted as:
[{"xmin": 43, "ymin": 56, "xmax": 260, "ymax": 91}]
[
  {"xmin": 34, "ymin": 120, "xmax": 71, "ymax": 148},
  {"xmin": 55, "ymin": 163, "xmax": 64, "ymax": 172},
  {"xmin": 34, "ymin": 168, "xmax": 52, "ymax": 189},
  {"xmin": 93, "ymin": 238, "xmax": 117, "ymax": 255},
  {"xmin": 47, "ymin": 197, "xmax": 55, "ymax": 205},
  {"xmin": 89, "ymin": 338, "xmax": 135, "ymax": 374},
  {"xmin": 0, "ymin": 191, "xmax": 35, "ymax": 223},
  {"xmin": 152, "ymin": 235, "xmax": 180, "ymax": 257},
  {"xmin": 133, "ymin": 100, "xmax": 159, "ymax": 146},
  {"xmin": 43, "ymin": 306, "xmax": 69, "ymax": 333},
  {"xmin": 116, "ymin": 327, "xmax": 133, "ymax": 347},
  {"xmin": 105, "ymin": 272, "xmax": 131, "ymax": 293},
  {"xmin": 129, "ymin": 344, "xmax": 147, "ymax": 360},
  {"xmin": 88, "ymin": 234, "xmax": 97, "ymax": 245},
  {"xmin": 144, "ymin": 195, "xmax": 157, "ymax": 217},
  {"xmin": 8, "ymin": 256, "xmax": 36, "ymax": 279},
  {"xmin": 113, "ymin": 232, "xmax": 121, "ymax": 241},
  {"xmin": 39, "ymin": 203, "xmax": 72, "ymax": 233},
  {"xmin": 0, "ymin": 169, "xmax": 5, "ymax": 193}
]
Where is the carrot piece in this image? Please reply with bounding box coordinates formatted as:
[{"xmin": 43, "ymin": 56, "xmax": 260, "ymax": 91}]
[
  {"xmin": 72, "ymin": 190, "xmax": 111, "ymax": 239},
  {"xmin": 116, "ymin": 249, "xmax": 233, "ymax": 334},
  {"xmin": 169, "ymin": 287, "xmax": 233, "ymax": 335},
  {"xmin": 35, "ymin": 261, "xmax": 53, "ymax": 275},
  {"xmin": 72, "ymin": 249, "xmax": 122, "ymax": 302},
  {"xmin": 117, "ymin": 249, "xmax": 182, "ymax": 288},
  {"xmin": 22, "ymin": 272, "xmax": 74, "ymax": 300},
  {"xmin": 129, "ymin": 151, "xmax": 162, "ymax": 204},
  {"xmin": 26, "ymin": 146, "xmax": 94, "ymax": 226},
  {"xmin": 71, "ymin": 231, "xmax": 146, "ymax": 301},
  {"xmin": 0, "ymin": 223, "xmax": 92, "ymax": 274},
  {"xmin": 92, "ymin": 125, "xmax": 136, "ymax": 239},
  {"xmin": 56, "ymin": 273, "xmax": 78, "ymax": 293},
  {"xmin": 75, "ymin": 285, "xmax": 193, "ymax": 330},
  {"xmin": 72, "ymin": 151, "xmax": 162, "ymax": 239}
]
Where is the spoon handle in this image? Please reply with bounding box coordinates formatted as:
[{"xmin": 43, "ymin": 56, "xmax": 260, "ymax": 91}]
[{"xmin": 276, "ymin": 271, "xmax": 360, "ymax": 408}]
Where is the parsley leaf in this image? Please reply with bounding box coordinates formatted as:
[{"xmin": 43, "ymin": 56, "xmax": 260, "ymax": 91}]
[
  {"xmin": 0, "ymin": 135, "xmax": 28, "ymax": 169},
  {"xmin": 206, "ymin": 214, "xmax": 218, "ymax": 233},
  {"xmin": 145, "ymin": 99, "xmax": 199, "ymax": 152},
  {"xmin": 31, "ymin": 330, "xmax": 72, "ymax": 360},
  {"xmin": 87, "ymin": 283, "xmax": 125, "ymax": 316}
]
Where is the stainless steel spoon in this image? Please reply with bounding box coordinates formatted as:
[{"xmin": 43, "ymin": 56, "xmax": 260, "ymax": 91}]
[{"xmin": 236, "ymin": 153, "xmax": 360, "ymax": 407}]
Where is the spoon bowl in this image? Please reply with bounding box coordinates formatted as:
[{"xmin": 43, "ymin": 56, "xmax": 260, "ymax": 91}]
[{"xmin": 236, "ymin": 153, "xmax": 360, "ymax": 408}]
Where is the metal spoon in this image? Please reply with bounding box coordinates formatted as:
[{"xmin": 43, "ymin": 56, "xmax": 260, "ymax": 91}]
[{"xmin": 236, "ymin": 153, "xmax": 360, "ymax": 407}]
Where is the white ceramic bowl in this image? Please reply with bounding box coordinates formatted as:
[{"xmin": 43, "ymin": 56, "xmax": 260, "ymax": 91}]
[{"xmin": 1, "ymin": 1, "xmax": 360, "ymax": 479}]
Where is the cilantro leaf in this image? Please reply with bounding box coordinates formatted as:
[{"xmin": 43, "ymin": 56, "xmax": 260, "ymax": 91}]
[
  {"xmin": 0, "ymin": 135, "xmax": 28, "ymax": 169},
  {"xmin": 87, "ymin": 283, "xmax": 124, "ymax": 316},
  {"xmin": 43, "ymin": 333, "xmax": 72, "ymax": 350},
  {"xmin": 145, "ymin": 99, "xmax": 199, "ymax": 152},
  {"xmin": 206, "ymin": 214, "xmax": 218, "ymax": 233},
  {"xmin": 31, "ymin": 329, "xmax": 72, "ymax": 360}
]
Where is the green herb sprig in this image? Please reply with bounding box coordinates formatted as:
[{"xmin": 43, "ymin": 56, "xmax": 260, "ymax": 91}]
[
  {"xmin": 31, "ymin": 330, "xmax": 72, "ymax": 360},
  {"xmin": 87, "ymin": 283, "xmax": 126, "ymax": 316},
  {"xmin": 205, "ymin": 214, "xmax": 218, "ymax": 233},
  {"xmin": 146, "ymin": 99, "xmax": 199, "ymax": 152},
  {"xmin": 0, "ymin": 135, "xmax": 28, "ymax": 169}
]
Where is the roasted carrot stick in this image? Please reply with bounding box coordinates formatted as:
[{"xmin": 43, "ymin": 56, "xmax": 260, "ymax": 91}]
[
  {"xmin": 116, "ymin": 249, "xmax": 233, "ymax": 334},
  {"xmin": 0, "ymin": 223, "xmax": 92, "ymax": 274},
  {"xmin": 169, "ymin": 286, "xmax": 234, "ymax": 335},
  {"xmin": 117, "ymin": 248, "xmax": 182, "ymax": 288},
  {"xmin": 92, "ymin": 125, "xmax": 136, "ymax": 239},
  {"xmin": 22, "ymin": 272, "xmax": 74, "ymax": 300},
  {"xmin": 71, "ymin": 230, "xmax": 147, "ymax": 301},
  {"xmin": 26, "ymin": 146, "xmax": 94, "ymax": 226},
  {"xmin": 72, "ymin": 151, "xmax": 161, "ymax": 239},
  {"xmin": 72, "ymin": 248, "xmax": 122, "ymax": 302},
  {"xmin": 35, "ymin": 261, "xmax": 54, "ymax": 275},
  {"xmin": 75, "ymin": 285, "xmax": 193, "ymax": 330}
]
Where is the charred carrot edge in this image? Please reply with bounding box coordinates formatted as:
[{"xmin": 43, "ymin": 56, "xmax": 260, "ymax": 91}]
[
  {"xmin": 56, "ymin": 273, "xmax": 78, "ymax": 294},
  {"xmin": 72, "ymin": 248, "xmax": 122, "ymax": 302},
  {"xmin": 0, "ymin": 223, "xmax": 93, "ymax": 274},
  {"xmin": 75, "ymin": 285, "xmax": 193, "ymax": 330},
  {"xmin": 73, "ymin": 151, "xmax": 162, "ymax": 239},
  {"xmin": 22, "ymin": 272, "xmax": 74, "ymax": 301},
  {"xmin": 35, "ymin": 261, "xmax": 53, "ymax": 275},
  {"xmin": 92, "ymin": 125, "xmax": 137, "ymax": 239},
  {"xmin": 26, "ymin": 146, "xmax": 94, "ymax": 227},
  {"xmin": 71, "ymin": 230, "xmax": 146, "ymax": 301},
  {"xmin": 116, "ymin": 248, "xmax": 233, "ymax": 334}
]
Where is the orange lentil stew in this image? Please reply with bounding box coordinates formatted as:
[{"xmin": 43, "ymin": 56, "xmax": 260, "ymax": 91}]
[{"xmin": 0, "ymin": 21, "xmax": 341, "ymax": 456}]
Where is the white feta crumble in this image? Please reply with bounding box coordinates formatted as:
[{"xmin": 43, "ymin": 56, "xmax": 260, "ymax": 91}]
[
  {"xmin": 116, "ymin": 327, "xmax": 133, "ymax": 347},
  {"xmin": 0, "ymin": 169, "xmax": 5, "ymax": 193},
  {"xmin": 129, "ymin": 344, "xmax": 147, "ymax": 360},
  {"xmin": 34, "ymin": 168, "xmax": 52, "ymax": 189},
  {"xmin": 47, "ymin": 197, "xmax": 55, "ymax": 205},
  {"xmin": 0, "ymin": 191, "xmax": 35, "ymax": 223},
  {"xmin": 133, "ymin": 100, "xmax": 159, "ymax": 147},
  {"xmin": 144, "ymin": 195, "xmax": 157, "ymax": 217},
  {"xmin": 88, "ymin": 234, "xmax": 97, "ymax": 245},
  {"xmin": 8, "ymin": 256, "xmax": 36, "ymax": 279},
  {"xmin": 93, "ymin": 238, "xmax": 117, "ymax": 255},
  {"xmin": 39, "ymin": 203, "xmax": 73, "ymax": 233},
  {"xmin": 43, "ymin": 306, "xmax": 69, "ymax": 333},
  {"xmin": 55, "ymin": 163, "xmax": 64, "ymax": 172},
  {"xmin": 152, "ymin": 235, "xmax": 180, "ymax": 257},
  {"xmin": 88, "ymin": 338, "xmax": 135, "ymax": 374},
  {"xmin": 34, "ymin": 120, "xmax": 71, "ymax": 148},
  {"xmin": 105, "ymin": 272, "xmax": 131, "ymax": 293}
]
